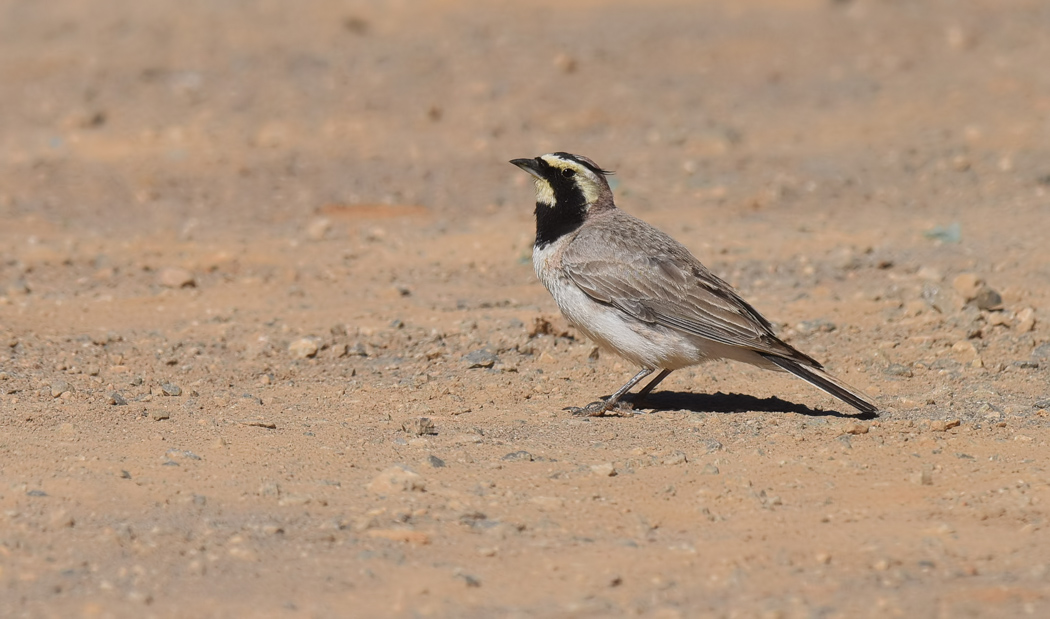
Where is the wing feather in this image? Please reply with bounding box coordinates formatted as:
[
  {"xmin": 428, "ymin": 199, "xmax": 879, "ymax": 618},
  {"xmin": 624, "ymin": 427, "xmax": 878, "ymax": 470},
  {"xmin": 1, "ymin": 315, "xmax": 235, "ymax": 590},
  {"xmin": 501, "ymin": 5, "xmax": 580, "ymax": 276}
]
[{"xmin": 562, "ymin": 213, "xmax": 818, "ymax": 366}]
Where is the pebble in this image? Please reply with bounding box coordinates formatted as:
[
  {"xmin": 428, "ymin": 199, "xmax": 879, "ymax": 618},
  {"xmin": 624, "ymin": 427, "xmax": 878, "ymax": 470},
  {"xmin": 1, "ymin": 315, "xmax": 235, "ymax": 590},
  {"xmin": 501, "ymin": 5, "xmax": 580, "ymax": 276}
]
[
  {"xmin": 662, "ymin": 451, "xmax": 687, "ymax": 465},
  {"xmin": 502, "ymin": 450, "xmax": 534, "ymax": 462},
  {"xmin": 108, "ymin": 392, "xmax": 128, "ymax": 406},
  {"xmin": 929, "ymin": 419, "xmax": 961, "ymax": 432},
  {"xmin": 951, "ymin": 340, "xmax": 978, "ymax": 362},
  {"xmin": 306, "ymin": 217, "xmax": 332, "ymax": 240},
  {"xmin": 288, "ymin": 338, "xmax": 320, "ymax": 359},
  {"xmin": 553, "ymin": 52, "xmax": 578, "ymax": 74},
  {"xmin": 426, "ymin": 455, "xmax": 446, "ymax": 468},
  {"xmin": 49, "ymin": 509, "xmax": 75, "ymax": 529},
  {"xmin": 454, "ymin": 569, "xmax": 481, "ymax": 587},
  {"xmin": 796, "ymin": 318, "xmax": 836, "ymax": 335},
  {"xmin": 150, "ymin": 409, "xmax": 171, "ymax": 421},
  {"xmin": 50, "ymin": 380, "xmax": 71, "ymax": 398},
  {"xmin": 974, "ymin": 285, "xmax": 1003, "ymax": 311},
  {"xmin": 530, "ymin": 496, "xmax": 565, "ymax": 510},
  {"xmin": 590, "ymin": 462, "xmax": 616, "ymax": 477},
  {"xmin": 951, "ymin": 273, "xmax": 982, "ymax": 300},
  {"xmin": 158, "ymin": 267, "xmax": 196, "ymax": 288},
  {"xmin": 1015, "ymin": 307, "xmax": 1036, "ymax": 333},
  {"xmin": 922, "ymin": 283, "xmax": 962, "ymax": 314},
  {"xmin": 699, "ymin": 439, "xmax": 724, "ymax": 453},
  {"xmin": 883, "ymin": 363, "xmax": 913, "ymax": 377},
  {"xmin": 367, "ymin": 529, "xmax": 431, "ymax": 545},
  {"xmin": 160, "ymin": 383, "xmax": 182, "ymax": 397},
  {"xmin": 464, "ymin": 349, "xmax": 499, "ymax": 369},
  {"xmin": 843, "ymin": 422, "xmax": 869, "ymax": 435},
  {"xmin": 367, "ymin": 465, "xmax": 426, "ymax": 494},
  {"xmin": 402, "ymin": 417, "xmax": 436, "ymax": 436},
  {"xmin": 924, "ymin": 222, "xmax": 961, "ymax": 243},
  {"xmin": 701, "ymin": 464, "xmax": 720, "ymax": 475}
]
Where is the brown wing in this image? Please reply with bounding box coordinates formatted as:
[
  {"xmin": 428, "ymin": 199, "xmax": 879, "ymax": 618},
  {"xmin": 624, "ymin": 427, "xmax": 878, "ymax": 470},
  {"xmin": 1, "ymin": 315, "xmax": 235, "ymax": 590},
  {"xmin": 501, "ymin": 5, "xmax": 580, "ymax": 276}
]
[{"xmin": 562, "ymin": 212, "xmax": 820, "ymax": 366}]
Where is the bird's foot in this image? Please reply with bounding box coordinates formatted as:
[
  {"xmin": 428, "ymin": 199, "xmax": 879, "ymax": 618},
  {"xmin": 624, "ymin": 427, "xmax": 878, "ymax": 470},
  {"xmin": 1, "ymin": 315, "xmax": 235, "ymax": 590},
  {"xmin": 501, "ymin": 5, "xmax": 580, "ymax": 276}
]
[{"xmin": 565, "ymin": 400, "xmax": 634, "ymax": 417}]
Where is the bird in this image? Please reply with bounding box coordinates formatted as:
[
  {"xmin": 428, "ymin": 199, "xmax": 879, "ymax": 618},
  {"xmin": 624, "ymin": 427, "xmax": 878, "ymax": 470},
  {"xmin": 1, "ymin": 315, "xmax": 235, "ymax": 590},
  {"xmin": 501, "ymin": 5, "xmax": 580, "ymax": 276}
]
[{"xmin": 510, "ymin": 152, "xmax": 879, "ymax": 417}]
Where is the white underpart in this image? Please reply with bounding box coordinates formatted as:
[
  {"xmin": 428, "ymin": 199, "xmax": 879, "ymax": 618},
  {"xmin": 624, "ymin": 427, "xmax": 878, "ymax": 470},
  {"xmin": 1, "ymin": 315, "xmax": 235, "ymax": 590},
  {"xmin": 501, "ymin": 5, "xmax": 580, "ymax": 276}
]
[{"xmin": 533, "ymin": 240, "xmax": 768, "ymax": 371}]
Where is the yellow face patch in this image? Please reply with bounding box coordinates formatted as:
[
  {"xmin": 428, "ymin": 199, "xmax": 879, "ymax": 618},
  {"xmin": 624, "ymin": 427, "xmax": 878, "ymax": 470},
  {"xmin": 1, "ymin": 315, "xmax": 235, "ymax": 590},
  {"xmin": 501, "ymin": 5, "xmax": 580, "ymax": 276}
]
[
  {"xmin": 533, "ymin": 177, "xmax": 556, "ymax": 206},
  {"xmin": 538, "ymin": 154, "xmax": 603, "ymax": 206}
]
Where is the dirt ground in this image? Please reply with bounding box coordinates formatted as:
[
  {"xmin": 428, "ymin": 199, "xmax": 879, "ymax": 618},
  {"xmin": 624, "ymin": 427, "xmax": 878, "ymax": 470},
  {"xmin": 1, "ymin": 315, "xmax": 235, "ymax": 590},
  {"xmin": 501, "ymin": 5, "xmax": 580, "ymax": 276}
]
[{"xmin": 2, "ymin": 0, "xmax": 1049, "ymax": 617}]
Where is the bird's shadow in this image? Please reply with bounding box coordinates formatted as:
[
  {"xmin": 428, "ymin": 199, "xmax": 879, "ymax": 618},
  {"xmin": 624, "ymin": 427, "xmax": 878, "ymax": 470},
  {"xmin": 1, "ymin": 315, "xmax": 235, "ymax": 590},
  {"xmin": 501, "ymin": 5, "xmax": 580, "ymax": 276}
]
[{"xmin": 624, "ymin": 390, "xmax": 877, "ymax": 420}]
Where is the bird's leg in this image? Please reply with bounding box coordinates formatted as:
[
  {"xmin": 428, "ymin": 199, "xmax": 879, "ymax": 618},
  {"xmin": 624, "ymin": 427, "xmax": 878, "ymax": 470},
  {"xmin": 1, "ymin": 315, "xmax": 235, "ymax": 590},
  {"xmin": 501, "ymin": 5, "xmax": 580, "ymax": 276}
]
[
  {"xmin": 630, "ymin": 368, "xmax": 673, "ymax": 408},
  {"xmin": 568, "ymin": 367, "xmax": 654, "ymax": 417}
]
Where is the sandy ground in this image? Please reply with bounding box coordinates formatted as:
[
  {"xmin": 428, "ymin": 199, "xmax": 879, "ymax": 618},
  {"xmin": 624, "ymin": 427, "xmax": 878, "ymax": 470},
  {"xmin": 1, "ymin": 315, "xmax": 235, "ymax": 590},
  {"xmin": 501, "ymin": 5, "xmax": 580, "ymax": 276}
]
[{"xmin": 2, "ymin": 0, "xmax": 1050, "ymax": 617}]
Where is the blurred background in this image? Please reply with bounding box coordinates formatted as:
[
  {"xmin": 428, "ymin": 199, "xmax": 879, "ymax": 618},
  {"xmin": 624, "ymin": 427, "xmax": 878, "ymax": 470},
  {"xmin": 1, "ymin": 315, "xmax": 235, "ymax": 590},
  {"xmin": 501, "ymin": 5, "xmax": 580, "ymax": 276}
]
[{"xmin": 1, "ymin": 0, "xmax": 1047, "ymax": 239}]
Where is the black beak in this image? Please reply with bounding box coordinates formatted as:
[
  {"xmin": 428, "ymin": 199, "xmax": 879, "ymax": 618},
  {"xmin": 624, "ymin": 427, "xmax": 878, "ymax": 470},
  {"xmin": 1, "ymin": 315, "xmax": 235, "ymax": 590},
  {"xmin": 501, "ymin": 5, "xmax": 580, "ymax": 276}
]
[{"xmin": 510, "ymin": 157, "xmax": 544, "ymax": 180}]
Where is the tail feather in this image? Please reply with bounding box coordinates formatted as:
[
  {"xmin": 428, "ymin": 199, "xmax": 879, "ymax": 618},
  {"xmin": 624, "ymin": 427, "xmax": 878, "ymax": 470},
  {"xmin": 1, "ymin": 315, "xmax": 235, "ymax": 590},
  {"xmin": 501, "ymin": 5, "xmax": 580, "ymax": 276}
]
[{"xmin": 764, "ymin": 355, "xmax": 879, "ymax": 416}]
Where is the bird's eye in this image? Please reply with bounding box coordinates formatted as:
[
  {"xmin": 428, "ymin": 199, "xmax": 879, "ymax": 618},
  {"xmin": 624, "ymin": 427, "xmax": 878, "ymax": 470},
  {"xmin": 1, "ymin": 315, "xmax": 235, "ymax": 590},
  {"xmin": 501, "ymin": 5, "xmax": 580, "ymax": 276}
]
[{"xmin": 561, "ymin": 168, "xmax": 576, "ymax": 178}]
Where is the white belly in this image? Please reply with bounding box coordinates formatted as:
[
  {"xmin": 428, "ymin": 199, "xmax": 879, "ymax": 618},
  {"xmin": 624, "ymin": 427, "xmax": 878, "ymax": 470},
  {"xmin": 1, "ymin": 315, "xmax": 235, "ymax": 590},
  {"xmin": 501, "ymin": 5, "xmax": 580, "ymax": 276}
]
[{"xmin": 533, "ymin": 243, "xmax": 707, "ymax": 370}]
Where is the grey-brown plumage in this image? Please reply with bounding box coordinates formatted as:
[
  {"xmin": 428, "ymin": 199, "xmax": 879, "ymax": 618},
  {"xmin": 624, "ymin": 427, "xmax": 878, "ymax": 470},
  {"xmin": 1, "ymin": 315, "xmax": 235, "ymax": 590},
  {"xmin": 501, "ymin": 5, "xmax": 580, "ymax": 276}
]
[{"xmin": 511, "ymin": 152, "xmax": 878, "ymax": 416}]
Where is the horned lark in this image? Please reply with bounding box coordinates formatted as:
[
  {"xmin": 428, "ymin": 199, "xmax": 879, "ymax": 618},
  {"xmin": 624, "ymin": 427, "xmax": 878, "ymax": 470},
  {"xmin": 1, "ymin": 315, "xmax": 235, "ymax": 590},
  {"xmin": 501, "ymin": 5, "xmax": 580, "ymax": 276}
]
[{"xmin": 510, "ymin": 152, "xmax": 878, "ymax": 416}]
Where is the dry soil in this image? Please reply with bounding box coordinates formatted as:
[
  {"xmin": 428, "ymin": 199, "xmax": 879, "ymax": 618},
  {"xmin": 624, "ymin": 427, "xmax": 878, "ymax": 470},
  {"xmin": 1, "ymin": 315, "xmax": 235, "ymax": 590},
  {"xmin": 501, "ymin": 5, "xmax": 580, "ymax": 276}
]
[{"xmin": 2, "ymin": 1, "xmax": 1050, "ymax": 617}]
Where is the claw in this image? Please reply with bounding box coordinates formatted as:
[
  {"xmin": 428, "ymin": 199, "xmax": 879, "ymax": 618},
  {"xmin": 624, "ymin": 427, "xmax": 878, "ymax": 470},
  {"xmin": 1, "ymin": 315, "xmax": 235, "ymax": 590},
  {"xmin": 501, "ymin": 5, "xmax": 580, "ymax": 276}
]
[{"xmin": 564, "ymin": 400, "xmax": 634, "ymax": 417}]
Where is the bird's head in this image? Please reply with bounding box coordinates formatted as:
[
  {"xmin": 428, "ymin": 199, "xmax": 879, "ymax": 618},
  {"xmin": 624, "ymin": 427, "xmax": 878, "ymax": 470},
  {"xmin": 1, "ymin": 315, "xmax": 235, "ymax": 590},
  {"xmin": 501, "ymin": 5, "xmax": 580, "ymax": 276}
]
[{"xmin": 510, "ymin": 152, "xmax": 615, "ymax": 246}]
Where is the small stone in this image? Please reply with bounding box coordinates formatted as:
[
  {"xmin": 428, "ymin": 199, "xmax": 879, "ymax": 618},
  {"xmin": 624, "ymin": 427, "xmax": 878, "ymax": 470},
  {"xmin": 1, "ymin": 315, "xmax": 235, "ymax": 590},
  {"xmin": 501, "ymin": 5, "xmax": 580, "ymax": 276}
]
[
  {"xmin": 402, "ymin": 417, "xmax": 436, "ymax": 436},
  {"xmin": 502, "ymin": 450, "xmax": 534, "ymax": 462},
  {"xmin": 108, "ymin": 392, "xmax": 128, "ymax": 406},
  {"xmin": 367, "ymin": 465, "xmax": 426, "ymax": 494},
  {"xmin": 1015, "ymin": 307, "xmax": 1036, "ymax": 333},
  {"xmin": 973, "ymin": 285, "xmax": 1003, "ymax": 311},
  {"xmin": 158, "ymin": 267, "xmax": 196, "ymax": 288},
  {"xmin": 464, "ymin": 349, "xmax": 499, "ymax": 369},
  {"xmin": 700, "ymin": 439, "xmax": 724, "ymax": 453},
  {"xmin": 454, "ymin": 570, "xmax": 481, "ymax": 587},
  {"xmin": 49, "ymin": 509, "xmax": 75, "ymax": 528},
  {"xmin": 367, "ymin": 529, "xmax": 431, "ymax": 545},
  {"xmin": 952, "ymin": 273, "xmax": 982, "ymax": 300},
  {"xmin": 288, "ymin": 337, "xmax": 320, "ymax": 359},
  {"xmin": 922, "ymin": 283, "xmax": 963, "ymax": 313},
  {"xmin": 951, "ymin": 340, "xmax": 978, "ymax": 362},
  {"xmin": 796, "ymin": 318, "xmax": 836, "ymax": 335},
  {"xmin": 426, "ymin": 455, "xmax": 446, "ymax": 468},
  {"xmin": 50, "ymin": 380, "xmax": 71, "ymax": 398},
  {"xmin": 160, "ymin": 383, "xmax": 182, "ymax": 397},
  {"xmin": 1034, "ymin": 343, "xmax": 1050, "ymax": 361},
  {"xmin": 553, "ymin": 52, "xmax": 577, "ymax": 73},
  {"xmin": 662, "ymin": 451, "xmax": 687, "ymax": 465},
  {"xmin": 884, "ymin": 363, "xmax": 913, "ymax": 377},
  {"xmin": 306, "ymin": 217, "xmax": 332, "ymax": 241},
  {"xmin": 843, "ymin": 422, "xmax": 869, "ymax": 435},
  {"xmin": 150, "ymin": 409, "xmax": 171, "ymax": 421},
  {"xmin": 701, "ymin": 464, "xmax": 720, "ymax": 475},
  {"xmin": 530, "ymin": 496, "xmax": 565, "ymax": 510},
  {"xmin": 590, "ymin": 462, "xmax": 616, "ymax": 477},
  {"xmin": 924, "ymin": 222, "xmax": 961, "ymax": 244}
]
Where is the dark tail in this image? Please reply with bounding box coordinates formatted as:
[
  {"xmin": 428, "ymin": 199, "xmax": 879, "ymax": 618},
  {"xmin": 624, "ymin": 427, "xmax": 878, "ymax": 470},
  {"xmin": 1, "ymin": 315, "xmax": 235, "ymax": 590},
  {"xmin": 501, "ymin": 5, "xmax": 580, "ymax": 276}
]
[{"xmin": 764, "ymin": 355, "xmax": 879, "ymax": 416}]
